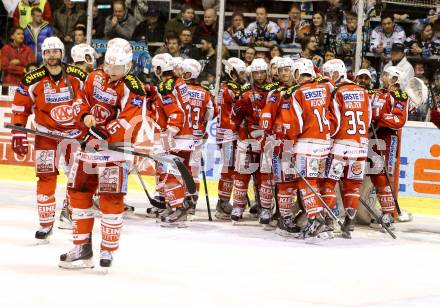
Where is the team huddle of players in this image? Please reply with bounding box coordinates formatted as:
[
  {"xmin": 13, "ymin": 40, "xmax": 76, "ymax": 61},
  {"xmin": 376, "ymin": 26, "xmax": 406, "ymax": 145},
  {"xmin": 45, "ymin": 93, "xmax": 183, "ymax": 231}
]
[{"xmin": 9, "ymin": 36, "xmax": 409, "ymax": 270}]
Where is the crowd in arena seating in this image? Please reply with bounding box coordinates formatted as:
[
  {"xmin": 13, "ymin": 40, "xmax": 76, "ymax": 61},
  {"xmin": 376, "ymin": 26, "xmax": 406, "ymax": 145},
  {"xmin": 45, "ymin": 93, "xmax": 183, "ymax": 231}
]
[{"xmin": 0, "ymin": 0, "xmax": 439, "ymax": 121}]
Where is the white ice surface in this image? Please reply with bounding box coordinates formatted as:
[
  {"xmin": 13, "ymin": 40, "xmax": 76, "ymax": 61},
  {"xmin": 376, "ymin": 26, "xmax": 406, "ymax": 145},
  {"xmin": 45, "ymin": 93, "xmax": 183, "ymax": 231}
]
[{"xmin": 1, "ymin": 180, "xmax": 440, "ymax": 307}]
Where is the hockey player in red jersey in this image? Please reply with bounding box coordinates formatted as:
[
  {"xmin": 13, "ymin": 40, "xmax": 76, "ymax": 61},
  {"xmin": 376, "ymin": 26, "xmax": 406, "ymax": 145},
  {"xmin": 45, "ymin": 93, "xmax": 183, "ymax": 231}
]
[
  {"xmin": 230, "ymin": 58, "xmax": 277, "ymax": 226},
  {"xmin": 286, "ymin": 58, "xmax": 335, "ymax": 240},
  {"xmin": 177, "ymin": 58, "xmax": 215, "ymax": 215},
  {"xmin": 368, "ymin": 66, "xmax": 409, "ymax": 229},
  {"xmin": 320, "ymin": 59, "xmax": 371, "ymax": 238},
  {"xmin": 11, "ymin": 37, "xmax": 86, "ymax": 243},
  {"xmin": 260, "ymin": 57, "xmax": 303, "ymax": 236},
  {"xmin": 59, "ymin": 38, "xmax": 146, "ymax": 269},
  {"xmin": 215, "ymin": 57, "xmax": 247, "ymax": 219}
]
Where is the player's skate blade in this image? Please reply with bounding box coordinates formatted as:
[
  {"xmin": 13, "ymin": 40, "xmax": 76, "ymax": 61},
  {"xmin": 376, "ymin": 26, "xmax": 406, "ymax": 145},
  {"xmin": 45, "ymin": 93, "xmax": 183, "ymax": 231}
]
[
  {"xmin": 259, "ymin": 207, "xmax": 272, "ymax": 226},
  {"xmin": 275, "ymin": 217, "xmax": 302, "ymax": 238},
  {"xmin": 35, "ymin": 226, "xmax": 53, "ymax": 244},
  {"xmin": 230, "ymin": 207, "xmax": 244, "ymax": 225},
  {"xmin": 59, "ymin": 243, "xmax": 94, "ymax": 269},
  {"xmin": 302, "ymin": 216, "xmax": 329, "ymax": 243}
]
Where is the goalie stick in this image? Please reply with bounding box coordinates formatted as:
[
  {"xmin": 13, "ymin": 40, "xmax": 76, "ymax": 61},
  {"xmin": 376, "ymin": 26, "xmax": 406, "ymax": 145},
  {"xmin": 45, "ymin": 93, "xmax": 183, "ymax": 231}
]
[{"xmin": 5, "ymin": 124, "xmax": 196, "ymax": 195}]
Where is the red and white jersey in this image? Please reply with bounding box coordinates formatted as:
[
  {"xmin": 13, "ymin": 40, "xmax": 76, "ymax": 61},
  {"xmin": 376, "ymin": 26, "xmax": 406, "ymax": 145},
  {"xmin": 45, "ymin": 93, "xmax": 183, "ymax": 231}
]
[
  {"xmin": 331, "ymin": 81, "xmax": 371, "ymax": 145},
  {"xmin": 154, "ymin": 77, "xmax": 186, "ymax": 132},
  {"xmin": 75, "ymin": 70, "xmax": 146, "ymax": 146},
  {"xmin": 12, "ymin": 64, "xmax": 87, "ymax": 139},
  {"xmin": 232, "ymin": 82, "xmax": 277, "ymax": 142},
  {"xmin": 216, "ymin": 81, "xmax": 240, "ymax": 143},
  {"xmin": 179, "ymin": 83, "xmax": 215, "ymax": 140},
  {"xmin": 370, "ymin": 88, "xmax": 409, "ymax": 130}
]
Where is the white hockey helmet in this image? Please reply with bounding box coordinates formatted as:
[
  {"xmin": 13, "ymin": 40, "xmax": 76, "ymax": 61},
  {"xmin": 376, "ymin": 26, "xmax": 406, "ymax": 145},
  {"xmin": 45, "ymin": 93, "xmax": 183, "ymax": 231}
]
[
  {"xmin": 270, "ymin": 56, "xmax": 282, "ymax": 68},
  {"xmin": 104, "ymin": 38, "xmax": 133, "ymax": 75},
  {"xmin": 250, "ymin": 58, "xmax": 268, "ymax": 72},
  {"xmin": 383, "ymin": 66, "xmax": 403, "ymax": 85},
  {"xmin": 71, "ymin": 43, "xmax": 96, "ymax": 65},
  {"xmin": 181, "ymin": 58, "xmax": 202, "ymax": 80},
  {"xmin": 172, "ymin": 56, "xmax": 184, "ymax": 69},
  {"xmin": 42, "ymin": 36, "xmax": 65, "ymax": 60},
  {"xmin": 151, "ymin": 53, "xmax": 174, "ymax": 77},
  {"xmin": 276, "ymin": 57, "xmax": 294, "ymax": 70},
  {"xmin": 296, "ymin": 58, "xmax": 316, "ymax": 78},
  {"xmin": 223, "ymin": 57, "xmax": 246, "ymax": 79},
  {"xmin": 322, "ymin": 59, "xmax": 347, "ymax": 81}
]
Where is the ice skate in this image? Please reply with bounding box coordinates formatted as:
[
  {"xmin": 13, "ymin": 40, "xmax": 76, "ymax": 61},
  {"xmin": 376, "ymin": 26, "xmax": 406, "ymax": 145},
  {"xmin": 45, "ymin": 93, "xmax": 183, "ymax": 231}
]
[
  {"xmin": 231, "ymin": 207, "xmax": 244, "ymax": 225},
  {"xmin": 215, "ymin": 199, "xmax": 232, "ymax": 220},
  {"xmin": 99, "ymin": 249, "xmax": 113, "ymax": 273},
  {"xmin": 249, "ymin": 203, "xmax": 260, "ymax": 218},
  {"xmin": 58, "ymin": 199, "xmax": 72, "ymax": 230},
  {"xmin": 185, "ymin": 196, "xmax": 197, "ymax": 221},
  {"xmin": 156, "ymin": 206, "xmax": 173, "ymax": 223},
  {"xmin": 59, "ymin": 243, "xmax": 94, "ymax": 269},
  {"xmin": 160, "ymin": 206, "xmax": 188, "ymax": 228},
  {"xmin": 146, "ymin": 206, "xmax": 161, "ymax": 218},
  {"xmin": 124, "ymin": 203, "xmax": 135, "ymax": 215},
  {"xmin": 323, "ymin": 213, "xmax": 335, "ymax": 239},
  {"xmin": 275, "ymin": 216, "xmax": 302, "ymax": 238},
  {"xmin": 302, "ymin": 216, "xmax": 329, "ymax": 243},
  {"xmin": 380, "ymin": 213, "xmax": 395, "ymax": 232},
  {"xmin": 35, "ymin": 225, "xmax": 53, "ymax": 244},
  {"xmin": 259, "ymin": 207, "xmax": 273, "ymax": 230}
]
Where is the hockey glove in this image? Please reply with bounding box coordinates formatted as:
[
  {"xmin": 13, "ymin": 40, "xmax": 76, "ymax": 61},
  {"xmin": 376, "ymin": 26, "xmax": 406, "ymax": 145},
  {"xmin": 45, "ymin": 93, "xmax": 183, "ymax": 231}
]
[
  {"xmin": 11, "ymin": 129, "xmax": 28, "ymax": 156},
  {"xmin": 82, "ymin": 126, "xmax": 109, "ymax": 151}
]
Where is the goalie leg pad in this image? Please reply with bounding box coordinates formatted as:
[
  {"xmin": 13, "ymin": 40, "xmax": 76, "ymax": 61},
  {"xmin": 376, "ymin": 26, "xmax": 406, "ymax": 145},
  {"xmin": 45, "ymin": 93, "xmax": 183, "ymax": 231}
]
[{"xmin": 163, "ymin": 174, "xmax": 186, "ymax": 209}]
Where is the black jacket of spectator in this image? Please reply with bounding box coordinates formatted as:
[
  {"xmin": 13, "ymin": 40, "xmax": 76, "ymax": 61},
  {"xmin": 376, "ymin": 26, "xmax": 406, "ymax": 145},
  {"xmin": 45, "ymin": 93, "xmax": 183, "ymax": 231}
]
[
  {"xmin": 133, "ymin": 19, "xmax": 165, "ymax": 43},
  {"xmin": 193, "ymin": 21, "xmax": 218, "ymax": 44},
  {"xmin": 93, "ymin": 13, "xmax": 106, "ymax": 39},
  {"xmin": 181, "ymin": 43, "xmax": 202, "ymax": 60}
]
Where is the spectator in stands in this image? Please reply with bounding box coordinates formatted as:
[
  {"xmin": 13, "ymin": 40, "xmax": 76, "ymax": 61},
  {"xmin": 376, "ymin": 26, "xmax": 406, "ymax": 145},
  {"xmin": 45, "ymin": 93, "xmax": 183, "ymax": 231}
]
[
  {"xmin": 242, "ymin": 5, "xmax": 280, "ymax": 47},
  {"xmin": 243, "ymin": 46, "xmax": 256, "ymax": 66},
  {"xmin": 193, "ymin": 8, "xmax": 218, "ymax": 44},
  {"xmin": 53, "ymin": 0, "xmax": 86, "ymax": 45},
  {"xmin": 413, "ymin": 62, "xmax": 425, "ymax": 79},
  {"xmin": 92, "ymin": 3, "xmax": 106, "ymax": 39},
  {"xmin": 335, "ymin": 11, "xmax": 357, "ymax": 70},
  {"xmin": 154, "ymin": 31, "xmax": 183, "ymax": 57},
  {"xmin": 180, "ymin": 28, "xmax": 201, "ymax": 59},
  {"xmin": 1, "ymin": 27, "xmax": 35, "ymax": 86},
  {"xmin": 199, "ymin": 36, "xmax": 217, "ymax": 82},
  {"xmin": 324, "ymin": 48, "xmax": 336, "ymax": 62},
  {"xmin": 13, "ymin": 0, "xmax": 52, "ymax": 29},
  {"xmin": 406, "ymin": 23, "xmax": 440, "ymax": 57},
  {"xmin": 301, "ymin": 35, "xmax": 323, "ymax": 67},
  {"xmin": 165, "ymin": 5, "xmax": 197, "ymax": 37},
  {"xmin": 126, "ymin": 0, "xmax": 149, "ymax": 25},
  {"xmin": 23, "ymin": 7, "xmax": 55, "ymax": 64},
  {"xmin": 432, "ymin": 70, "xmax": 440, "ymax": 110},
  {"xmin": 370, "ymin": 11, "xmax": 406, "ymax": 56},
  {"xmin": 74, "ymin": 26, "xmax": 87, "ymax": 45},
  {"xmin": 277, "ymin": 3, "xmax": 309, "ymax": 48},
  {"xmin": 306, "ymin": 12, "xmax": 327, "ymax": 51},
  {"xmin": 255, "ymin": 51, "xmax": 269, "ymax": 63},
  {"xmin": 133, "ymin": 7, "xmax": 165, "ymax": 43},
  {"xmin": 383, "ymin": 42, "xmax": 414, "ymax": 89},
  {"xmin": 269, "ymin": 45, "xmax": 283, "ymax": 60},
  {"xmin": 325, "ymin": 0, "xmax": 345, "ymax": 35},
  {"xmin": 360, "ymin": 57, "xmax": 377, "ymax": 85},
  {"xmin": 223, "ymin": 12, "xmax": 246, "ymax": 47},
  {"xmin": 104, "ymin": 0, "xmax": 137, "ymax": 40}
]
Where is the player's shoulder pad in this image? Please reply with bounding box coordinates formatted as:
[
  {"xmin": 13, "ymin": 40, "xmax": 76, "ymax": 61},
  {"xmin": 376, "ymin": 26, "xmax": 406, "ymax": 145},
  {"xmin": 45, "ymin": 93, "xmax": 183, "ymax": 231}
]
[
  {"xmin": 240, "ymin": 83, "xmax": 252, "ymax": 93},
  {"xmin": 158, "ymin": 78, "xmax": 176, "ymax": 95},
  {"xmin": 264, "ymin": 81, "xmax": 279, "ymax": 92},
  {"xmin": 314, "ymin": 76, "xmax": 329, "ymax": 84},
  {"xmin": 65, "ymin": 64, "xmax": 87, "ymax": 81},
  {"xmin": 285, "ymin": 84, "xmax": 301, "ymax": 95},
  {"xmin": 226, "ymin": 81, "xmax": 239, "ymax": 91},
  {"xmin": 368, "ymin": 88, "xmax": 379, "ymax": 95},
  {"xmin": 201, "ymin": 84, "xmax": 211, "ymax": 92},
  {"xmin": 124, "ymin": 74, "xmax": 146, "ymax": 96},
  {"xmin": 390, "ymin": 89, "xmax": 408, "ymax": 101},
  {"xmin": 22, "ymin": 66, "xmax": 46, "ymax": 86}
]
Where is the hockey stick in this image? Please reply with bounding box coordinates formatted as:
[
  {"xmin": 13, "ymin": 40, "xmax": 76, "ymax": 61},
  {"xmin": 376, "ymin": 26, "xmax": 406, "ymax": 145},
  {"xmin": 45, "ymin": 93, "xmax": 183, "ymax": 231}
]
[
  {"xmin": 370, "ymin": 122, "xmax": 402, "ymax": 215},
  {"xmin": 5, "ymin": 124, "xmax": 196, "ymax": 195},
  {"xmin": 291, "ymin": 165, "xmax": 346, "ymax": 232},
  {"xmin": 131, "ymin": 163, "xmax": 166, "ymax": 209},
  {"xmin": 200, "ymin": 156, "xmax": 212, "ymax": 221},
  {"xmin": 359, "ymin": 197, "xmax": 397, "ymax": 239}
]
